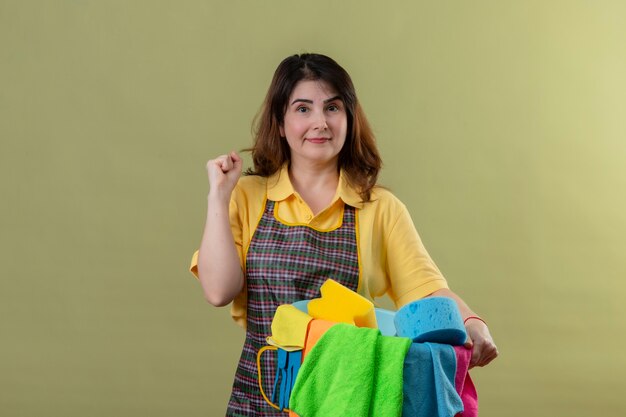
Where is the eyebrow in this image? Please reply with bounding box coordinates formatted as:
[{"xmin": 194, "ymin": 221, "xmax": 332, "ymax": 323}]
[{"xmin": 290, "ymin": 95, "xmax": 342, "ymax": 105}]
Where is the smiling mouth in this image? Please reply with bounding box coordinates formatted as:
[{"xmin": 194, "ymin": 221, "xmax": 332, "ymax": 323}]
[{"xmin": 306, "ymin": 137, "xmax": 331, "ymax": 144}]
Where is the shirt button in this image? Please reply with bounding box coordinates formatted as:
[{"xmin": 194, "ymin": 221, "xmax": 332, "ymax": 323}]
[{"xmin": 305, "ymin": 214, "xmax": 312, "ymax": 221}]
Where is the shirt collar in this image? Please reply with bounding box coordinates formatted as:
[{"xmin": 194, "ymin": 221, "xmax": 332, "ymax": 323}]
[
  {"xmin": 267, "ymin": 164, "xmax": 364, "ymax": 208},
  {"xmin": 336, "ymin": 170, "xmax": 364, "ymax": 208},
  {"xmin": 266, "ymin": 164, "xmax": 294, "ymax": 202}
]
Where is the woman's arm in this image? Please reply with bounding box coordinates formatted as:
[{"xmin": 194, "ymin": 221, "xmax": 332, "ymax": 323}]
[
  {"xmin": 428, "ymin": 288, "xmax": 499, "ymax": 368},
  {"xmin": 197, "ymin": 152, "xmax": 244, "ymax": 307}
]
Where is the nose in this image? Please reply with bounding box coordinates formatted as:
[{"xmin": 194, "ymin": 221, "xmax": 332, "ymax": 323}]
[{"xmin": 314, "ymin": 110, "xmax": 328, "ymax": 130}]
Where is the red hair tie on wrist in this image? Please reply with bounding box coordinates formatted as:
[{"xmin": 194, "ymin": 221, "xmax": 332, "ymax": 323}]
[{"xmin": 464, "ymin": 316, "xmax": 487, "ymax": 326}]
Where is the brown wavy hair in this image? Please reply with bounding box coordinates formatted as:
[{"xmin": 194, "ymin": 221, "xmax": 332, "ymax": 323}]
[{"xmin": 245, "ymin": 53, "xmax": 382, "ymax": 202}]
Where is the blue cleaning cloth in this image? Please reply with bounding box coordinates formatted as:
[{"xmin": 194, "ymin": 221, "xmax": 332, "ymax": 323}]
[{"xmin": 402, "ymin": 343, "xmax": 464, "ymax": 417}]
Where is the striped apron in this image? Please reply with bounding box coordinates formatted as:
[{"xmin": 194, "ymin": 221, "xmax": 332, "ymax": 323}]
[{"xmin": 226, "ymin": 199, "xmax": 360, "ymax": 416}]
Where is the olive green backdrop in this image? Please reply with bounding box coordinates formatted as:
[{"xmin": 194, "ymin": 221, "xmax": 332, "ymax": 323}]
[{"xmin": 1, "ymin": 1, "xmax": 625, "ymax": 416}]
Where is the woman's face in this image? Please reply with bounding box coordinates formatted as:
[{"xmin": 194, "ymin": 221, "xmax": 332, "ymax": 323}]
[{"xmin": 280, "ymin": 80, "xmax": 347, "ymax": 168}]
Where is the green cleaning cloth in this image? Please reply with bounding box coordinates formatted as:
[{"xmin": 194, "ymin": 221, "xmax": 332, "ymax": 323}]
[{"xmin": 290, "ymin": 323, "xmax": 411, "ymax": 416}]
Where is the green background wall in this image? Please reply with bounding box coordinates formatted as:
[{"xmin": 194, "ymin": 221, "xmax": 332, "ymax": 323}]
[{"xmin": 1, "ymin": 1, "xmax": 625, "ymax": 416}]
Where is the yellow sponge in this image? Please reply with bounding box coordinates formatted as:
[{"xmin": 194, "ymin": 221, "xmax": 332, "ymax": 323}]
[{"xmin": 307, "ymin": 279, "xmax": 378, "ymax": 329}]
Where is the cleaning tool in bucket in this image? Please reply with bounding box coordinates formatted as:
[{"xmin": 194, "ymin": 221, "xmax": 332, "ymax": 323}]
[
  {"xmin": 394, "ymin": 297, "xmax": 466, "ymax": 345},
  {"xmin": 266, "ymin": 304, "xmax": 313, "ymax": 350},
  {"xmin": 292, "ymin": 299, "xmax": 397, "ymax": 336},
  {"xmin": 257, "ymin": 347, "xmax": 303, "ymax": 412},
  {"xmin": 307, "ymin": 279, "xmax": 377, "ymax": 328}
]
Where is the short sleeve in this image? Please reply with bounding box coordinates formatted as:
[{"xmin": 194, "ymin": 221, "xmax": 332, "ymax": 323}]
[
  {"xmin": 385, "ymin": 203, "xmax": 448, "ymax": 308},
  {"xmin": 228, "ymin": 189, "xmax": 245, "ymax": 268},
  {"xmin": 189, "ymin": 250, "xmax": 200, "ymax": 278}
]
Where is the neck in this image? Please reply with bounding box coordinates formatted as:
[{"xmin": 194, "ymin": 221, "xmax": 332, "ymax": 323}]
[
  {"xmin": 288, "ymin": 160, "xmax": 340, "ymax": 214},
  {"xmin": 289, "ymin": 160, "xmax": 339, "ymax": 190}
]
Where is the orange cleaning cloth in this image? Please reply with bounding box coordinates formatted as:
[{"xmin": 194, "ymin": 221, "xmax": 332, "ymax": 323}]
[
  {"xmin": 288, "ymin": 319, "xmax": 337, "ymax": 417},
  {"xmin": 303, "ymin": 319, "xmax": 337, "ymax": 359}
]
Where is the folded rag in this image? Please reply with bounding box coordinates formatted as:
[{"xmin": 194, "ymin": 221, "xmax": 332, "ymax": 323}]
[
  {"xmin": 453, "ymin": 346, "xmax": 478, "ymax": 417},
  {"xmin": 287, "ymin": 319, "xmax": 336, "ymax": 417},
  {"xmin": 302, "ymin": 319, "xmax": 337, "ymax": 359},
  {"xmin": 267, "ymin": 304, "xmax": 313, "ymax": 350},
  {"xmin": 290, "ymin": 323, "xmax": 411, "ymax": 417},
  {"xmin": 402, "ymin": 343, "xmax": 463, "ymax": 417}
]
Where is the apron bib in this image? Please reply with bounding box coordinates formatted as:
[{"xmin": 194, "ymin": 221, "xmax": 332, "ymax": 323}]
[{"xmin": 226, "ymin": 199, "xmax": 360, "ymax": 416}]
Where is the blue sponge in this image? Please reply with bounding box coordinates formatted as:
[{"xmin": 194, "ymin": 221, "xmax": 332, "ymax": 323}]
[{"xmin": 394, "ymin": 297, "xmax": 466, "ymax": 345}]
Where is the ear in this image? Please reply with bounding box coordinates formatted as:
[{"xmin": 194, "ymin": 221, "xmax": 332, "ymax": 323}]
[{"xmin": 279, "ymin": 124, "xmax": 285, "ymax": 137}]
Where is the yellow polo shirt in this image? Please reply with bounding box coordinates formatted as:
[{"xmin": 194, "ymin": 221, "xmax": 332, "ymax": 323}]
[{"xmin": 190, "ymin": 165, "xmax": 448, "ymax": 327}]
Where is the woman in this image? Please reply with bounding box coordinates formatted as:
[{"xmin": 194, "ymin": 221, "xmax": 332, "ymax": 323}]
[{"xmin": 191, "ymin": 53, "xmax": 498, "ymax": 416}]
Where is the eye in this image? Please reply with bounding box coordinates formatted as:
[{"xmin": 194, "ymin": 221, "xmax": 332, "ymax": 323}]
[
  {"xmin": 326, "ymin": 103, "xmax": 341, "ymax": 112},
  {"xmin": 296, "ymin": 106, "xmax": 309, "ymax": 113}
]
